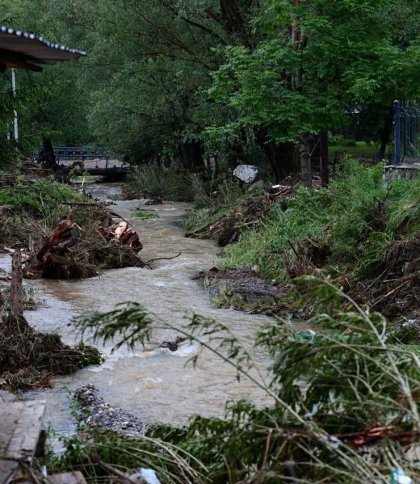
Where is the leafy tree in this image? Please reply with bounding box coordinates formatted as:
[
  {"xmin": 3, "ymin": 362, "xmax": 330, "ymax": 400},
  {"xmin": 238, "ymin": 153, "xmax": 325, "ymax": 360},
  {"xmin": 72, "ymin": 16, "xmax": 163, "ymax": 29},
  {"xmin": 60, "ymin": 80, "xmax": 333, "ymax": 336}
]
[{"xmin": 209, "ymin": 0, "xmax": 420, "ymax": 185}]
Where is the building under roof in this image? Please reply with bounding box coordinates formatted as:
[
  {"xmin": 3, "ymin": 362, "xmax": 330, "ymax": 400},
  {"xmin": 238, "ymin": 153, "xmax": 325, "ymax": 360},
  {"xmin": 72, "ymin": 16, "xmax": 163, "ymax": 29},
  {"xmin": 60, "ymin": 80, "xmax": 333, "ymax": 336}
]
[{"xmin": 0, "ymin": 26, "xmax": 85, "ymax": 71}]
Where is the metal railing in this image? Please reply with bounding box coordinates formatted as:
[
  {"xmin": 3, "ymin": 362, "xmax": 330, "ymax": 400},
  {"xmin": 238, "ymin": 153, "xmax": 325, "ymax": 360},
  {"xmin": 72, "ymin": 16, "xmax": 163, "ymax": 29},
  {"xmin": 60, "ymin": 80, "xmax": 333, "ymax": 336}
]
[{"xmin": 393, "ymin": 101, "xmax": 420, "ymax": 165}]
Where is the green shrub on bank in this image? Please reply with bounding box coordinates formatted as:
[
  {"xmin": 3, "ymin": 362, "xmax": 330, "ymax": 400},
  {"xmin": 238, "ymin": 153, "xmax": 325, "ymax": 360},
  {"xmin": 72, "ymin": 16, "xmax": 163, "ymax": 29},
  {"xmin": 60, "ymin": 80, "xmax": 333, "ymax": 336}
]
[
  {"xmin": 127, "ymin": 161, "xmax": 250, "ymax": 212},
  {"xmin": 221, "ymin": 161, "xmax": 420, "ymax": 280},
  {"xmin": 127, "ymin": 161, "xmax": 203, "ymax": 202},
  {"xmin": 0, "ymin": 177, "xmax": 81, "ymax": 218}
]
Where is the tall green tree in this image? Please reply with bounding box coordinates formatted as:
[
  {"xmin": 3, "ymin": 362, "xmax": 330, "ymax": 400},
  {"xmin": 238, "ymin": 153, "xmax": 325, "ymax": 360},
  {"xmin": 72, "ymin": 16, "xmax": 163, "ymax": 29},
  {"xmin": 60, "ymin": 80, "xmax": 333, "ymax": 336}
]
[{"xmin": 209, "ymin": 0, "xmax": 420, "ymax": 185}]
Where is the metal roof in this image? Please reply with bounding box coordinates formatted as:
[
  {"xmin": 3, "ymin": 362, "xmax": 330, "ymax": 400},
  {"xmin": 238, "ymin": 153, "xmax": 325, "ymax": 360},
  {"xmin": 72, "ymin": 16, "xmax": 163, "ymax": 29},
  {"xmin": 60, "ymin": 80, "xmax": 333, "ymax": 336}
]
[{"xmin": 0, "ymin": 26, "xmax": 86, "ymax": 71}]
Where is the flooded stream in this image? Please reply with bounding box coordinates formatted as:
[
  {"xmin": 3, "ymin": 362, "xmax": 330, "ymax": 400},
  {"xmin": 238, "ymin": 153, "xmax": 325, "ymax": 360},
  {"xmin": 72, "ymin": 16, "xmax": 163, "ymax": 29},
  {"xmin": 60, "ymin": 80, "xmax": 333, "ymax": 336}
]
[{"xmin": 2, "ymin": 184, "xmax": 275, "ymax": 443}]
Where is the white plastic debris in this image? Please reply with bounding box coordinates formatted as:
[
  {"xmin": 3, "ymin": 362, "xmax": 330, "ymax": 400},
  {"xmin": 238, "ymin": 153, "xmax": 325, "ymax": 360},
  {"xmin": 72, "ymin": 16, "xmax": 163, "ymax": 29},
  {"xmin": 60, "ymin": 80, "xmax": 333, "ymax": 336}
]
[
  {"xmin": 390, "ymin": 468, "xmax": 412, "ymax": 484},
  {"xmin": 304, "ymin": 403, "xmax": 320, "ymax": 419},
  {"xmin": 128, "ymin": 468, "xmax": 161, "ymax": 484},
  {"xmin": 327, "ymin": 435, "xmax": 341, "ymax": 449},
  {"xmin": 233, "ymin": 164, "xmax": 259, "ymax": 183}
]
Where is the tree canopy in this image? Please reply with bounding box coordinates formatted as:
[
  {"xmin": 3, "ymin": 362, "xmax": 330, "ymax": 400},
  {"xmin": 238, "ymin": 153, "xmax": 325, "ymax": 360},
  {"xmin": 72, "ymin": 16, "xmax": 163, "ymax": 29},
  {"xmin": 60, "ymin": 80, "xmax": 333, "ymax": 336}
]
[{"xmin": 1, "ymin": 0, "xmax": 419, "ymax": 178}]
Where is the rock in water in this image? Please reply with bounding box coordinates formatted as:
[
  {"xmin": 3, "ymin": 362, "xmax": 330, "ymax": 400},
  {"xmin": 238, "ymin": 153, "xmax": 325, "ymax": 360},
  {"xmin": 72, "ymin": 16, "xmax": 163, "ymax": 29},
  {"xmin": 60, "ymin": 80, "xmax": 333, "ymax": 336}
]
[{"xmin": 233, "ymin": 164, "xmax": 259, "ymax": 183}]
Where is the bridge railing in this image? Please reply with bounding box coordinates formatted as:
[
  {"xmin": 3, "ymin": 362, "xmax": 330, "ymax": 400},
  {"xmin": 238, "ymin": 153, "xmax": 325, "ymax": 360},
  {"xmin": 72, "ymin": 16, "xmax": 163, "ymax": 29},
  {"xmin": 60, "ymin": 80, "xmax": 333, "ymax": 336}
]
[{"xmin": 32, "ymin": 146, "xmax": 128, "ymax": 173}]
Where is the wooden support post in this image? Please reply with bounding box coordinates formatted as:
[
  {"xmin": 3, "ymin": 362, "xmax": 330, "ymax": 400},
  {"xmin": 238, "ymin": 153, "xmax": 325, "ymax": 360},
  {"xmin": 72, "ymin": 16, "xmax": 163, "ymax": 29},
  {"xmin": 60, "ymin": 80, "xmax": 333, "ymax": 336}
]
[{"xmin": 9, "ymin": 251, "xmax": 23, "ymax": 320}]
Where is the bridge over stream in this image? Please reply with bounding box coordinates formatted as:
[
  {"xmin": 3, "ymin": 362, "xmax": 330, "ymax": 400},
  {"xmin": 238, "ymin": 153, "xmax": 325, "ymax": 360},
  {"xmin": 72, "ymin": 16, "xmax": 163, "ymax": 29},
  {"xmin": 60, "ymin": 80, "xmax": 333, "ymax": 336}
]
[{"xmin": 53, "ymin": 146, "xmax": 129, "ymax": 180}]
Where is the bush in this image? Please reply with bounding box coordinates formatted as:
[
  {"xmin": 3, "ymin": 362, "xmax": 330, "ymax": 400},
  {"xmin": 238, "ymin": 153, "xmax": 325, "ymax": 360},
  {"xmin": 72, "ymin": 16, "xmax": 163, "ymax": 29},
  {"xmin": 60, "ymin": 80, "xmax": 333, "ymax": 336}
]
[
  {"xmin": 126, "ymin": 161, "xmax": 202, "ymax": 202},
  {"xmin": 56, "ymin": 283, "xmax": 420, "ymax": 483},
  {"xmin": 221, "ymin": 160, "xmax": 419, "ymax": 281},
  {"xmin": 0, "ymin": 177, "xmax": 81, "ymax": 218}
]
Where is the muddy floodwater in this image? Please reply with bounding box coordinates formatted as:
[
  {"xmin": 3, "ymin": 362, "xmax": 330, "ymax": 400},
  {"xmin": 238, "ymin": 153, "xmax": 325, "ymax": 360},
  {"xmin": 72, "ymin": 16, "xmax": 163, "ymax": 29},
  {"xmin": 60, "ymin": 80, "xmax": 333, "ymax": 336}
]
[{"xmin": 1, "ymin": 184, "xmax": 276, "ymax": 443}]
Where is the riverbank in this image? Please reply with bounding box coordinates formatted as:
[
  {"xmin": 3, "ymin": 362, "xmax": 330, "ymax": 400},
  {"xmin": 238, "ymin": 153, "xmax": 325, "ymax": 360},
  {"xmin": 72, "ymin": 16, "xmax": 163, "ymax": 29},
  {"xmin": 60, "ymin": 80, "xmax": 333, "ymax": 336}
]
[
  {"xmin": 1, "ymin": 173, "xmax": 418, "ymax": 483},
  {"xmin": 186, "ymin": 162, "xmax": 420, "ymax": 328}
]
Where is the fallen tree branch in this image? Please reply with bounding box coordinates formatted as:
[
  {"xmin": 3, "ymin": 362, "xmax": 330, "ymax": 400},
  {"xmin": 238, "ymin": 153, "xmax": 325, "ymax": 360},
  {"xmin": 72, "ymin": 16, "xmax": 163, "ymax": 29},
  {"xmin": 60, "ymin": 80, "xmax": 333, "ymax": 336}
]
[
  {"xmin": 61, "ymin": 201, "xmax": 103, "ymax": 207},
  {"xmin": 145, "ymin": 252, "xmax": 182, "ymax": 265},
  {"xmin": 90, "ymin": 452, "xmax": 143, "ymax": 484}
]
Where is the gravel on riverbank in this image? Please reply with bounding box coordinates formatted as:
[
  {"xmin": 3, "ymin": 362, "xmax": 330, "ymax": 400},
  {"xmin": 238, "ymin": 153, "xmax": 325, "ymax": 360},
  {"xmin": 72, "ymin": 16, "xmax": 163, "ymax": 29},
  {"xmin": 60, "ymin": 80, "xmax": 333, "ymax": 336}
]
[{"xmin": 75, "ymin": 384, "xmax": 146, "ymax": 436}]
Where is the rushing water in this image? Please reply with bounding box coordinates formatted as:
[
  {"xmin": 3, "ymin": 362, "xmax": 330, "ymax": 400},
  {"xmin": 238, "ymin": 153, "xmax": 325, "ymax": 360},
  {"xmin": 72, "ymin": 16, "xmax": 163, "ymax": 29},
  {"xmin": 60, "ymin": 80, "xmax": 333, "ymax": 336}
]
[{"xmin": 2, "ymin": 184, "xmax": 277, "ymax": 443}]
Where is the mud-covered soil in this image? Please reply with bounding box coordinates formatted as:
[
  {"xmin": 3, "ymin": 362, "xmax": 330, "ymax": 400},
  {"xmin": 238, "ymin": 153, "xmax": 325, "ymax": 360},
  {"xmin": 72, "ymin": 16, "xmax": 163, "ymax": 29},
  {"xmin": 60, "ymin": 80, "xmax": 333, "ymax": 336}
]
[{"xmin": 193, "ymin": 267, "xmax": 292, "ymax": 315}]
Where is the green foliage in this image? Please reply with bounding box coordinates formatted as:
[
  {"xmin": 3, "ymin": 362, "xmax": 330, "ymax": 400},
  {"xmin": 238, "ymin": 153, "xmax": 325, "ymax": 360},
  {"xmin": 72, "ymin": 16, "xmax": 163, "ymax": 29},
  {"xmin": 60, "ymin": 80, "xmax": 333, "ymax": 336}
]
[
  {"xmin": 208, "ymin": 0, "xmax": 420, "ymax": 145},
  {"xmin": 183, "ymin": 178, "xmax": 248, "ymax": 234},
  {"xmin": 221, "ymin": 161, "xmax": 419, "ymax": 280},
  {"xmin": 131, "ymin": 210, "xmax": 159, "ymax": 219},
  {"xmin": 127, "ymin": 162, "xmax": 202, "ymax": 202},
  {"xmin": 0, "ymin": 177, "xmax": 81, "ymax": 217},
  {"xmin": 48, "ymin": 429, "xmax": 204, "ymax": 484},
  {"xmin": 67, "ymin": 281, "xmax": 420, "ymax": 482}
]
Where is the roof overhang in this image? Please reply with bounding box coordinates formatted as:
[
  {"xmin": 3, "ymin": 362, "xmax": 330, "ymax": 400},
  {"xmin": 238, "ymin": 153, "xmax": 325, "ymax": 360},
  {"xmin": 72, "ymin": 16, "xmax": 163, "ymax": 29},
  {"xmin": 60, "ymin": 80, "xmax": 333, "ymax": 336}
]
[{"xmin": 0, "ymin": 26, "xmax": 86, "ymax": 71}]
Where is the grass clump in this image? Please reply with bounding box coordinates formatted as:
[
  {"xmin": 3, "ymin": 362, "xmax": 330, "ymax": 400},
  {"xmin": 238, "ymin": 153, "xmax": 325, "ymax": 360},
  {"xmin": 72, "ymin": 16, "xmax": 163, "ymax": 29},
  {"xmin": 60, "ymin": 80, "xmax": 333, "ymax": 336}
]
[
  {"xmin": 131, "ymin": 209, "xmax": 159, "ymax": 219},
  {"xmin": 0, "ymin": 177, "xmax": 82, "ymax": 218},
  {"xmin": 126, "ymin": 161, "xmax": 203, "ymax": 202}
]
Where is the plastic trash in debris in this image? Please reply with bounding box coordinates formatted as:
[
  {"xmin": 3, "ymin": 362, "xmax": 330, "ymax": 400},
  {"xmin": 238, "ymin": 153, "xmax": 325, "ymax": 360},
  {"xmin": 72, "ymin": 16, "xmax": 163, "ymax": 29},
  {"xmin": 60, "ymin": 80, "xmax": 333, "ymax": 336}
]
[
  {"xmin": 327, "ymin": 435, "xmax": 341, "ymax": 449},
  {"xmin": 304, "ymin": 402, "xmax": 320, "ymax": 419},
  {"xmin": 128, "ymin": 468, "xmax": 161, "ymax": 484},
  {"xmin": 390, "ymin": 468, "xmax": 412, "ymax": 484},
  {"xmin": 291, "ymin": 330, "xmax": 318, "ymax": 342},
  {"xmin": 233, "ymin": 164, "xmax": 259, "ymax": 183}
]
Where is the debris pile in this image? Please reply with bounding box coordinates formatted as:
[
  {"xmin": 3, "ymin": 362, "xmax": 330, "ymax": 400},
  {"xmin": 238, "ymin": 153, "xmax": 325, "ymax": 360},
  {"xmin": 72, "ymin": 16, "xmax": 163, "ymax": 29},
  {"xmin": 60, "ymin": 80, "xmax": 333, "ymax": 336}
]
[
  {"xmin": 0, "ymin": 317, "xmax": 101, "ymax": 391},
  {"xmin": 194, "ymin": 267, "xmax": 289, "ymax": 314},
  {"xmin": 187, "ymin": 185, "xmax": 295, "ymax": 247},
  {"xmin": 24, "ymin": 205, "xmax": 145, "ymax": 279},
  {"xmin": 352, "ymin": 233, "xmax": 420, "ymax": 321}
]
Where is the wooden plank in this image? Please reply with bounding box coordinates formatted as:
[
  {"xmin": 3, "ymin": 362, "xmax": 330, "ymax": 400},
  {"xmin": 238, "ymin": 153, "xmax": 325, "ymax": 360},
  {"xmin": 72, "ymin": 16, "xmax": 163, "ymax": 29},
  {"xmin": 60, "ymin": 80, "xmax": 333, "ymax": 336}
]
[
  {"xmin": 0, "ymin": 459, "xmax": 19, "ymax": 483},
  {"xmin": 47, "ymin": 471, "xmax": 87, "ymax": 484},
  {"xmin": 0, "ymin": 401, "xmax": 45, "ymax": 462}
]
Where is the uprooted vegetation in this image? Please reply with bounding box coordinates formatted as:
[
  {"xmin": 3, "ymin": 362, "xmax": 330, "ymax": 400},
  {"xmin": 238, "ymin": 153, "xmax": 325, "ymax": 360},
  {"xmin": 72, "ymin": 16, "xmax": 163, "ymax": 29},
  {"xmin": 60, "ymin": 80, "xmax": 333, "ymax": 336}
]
[
  {"xmin": 0, "ymin": 316, "xmax": 102, "ymax": 392},
  {"xmin": 47, "ymin": 284, "xmax": 420, "ymax": 483},
  {"xmin": 201, "ymin": 161, "xmax": 419, "ymax": 322},
  {"xmin": 24, "ymin": 205, "xmax": 145, "ymax": 279},
  {"xmin": 0, "ymin": 252, "xmax": 102, "ymax": 392},
  {"xmin": 0, "ymin": 178, "xmax": 145, "ymax": 279}
]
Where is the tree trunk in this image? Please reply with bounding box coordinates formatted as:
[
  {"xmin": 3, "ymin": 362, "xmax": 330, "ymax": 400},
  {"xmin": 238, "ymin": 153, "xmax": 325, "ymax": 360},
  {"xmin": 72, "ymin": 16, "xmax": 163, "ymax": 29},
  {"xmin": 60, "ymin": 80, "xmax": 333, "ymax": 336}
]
[
  {"xmin": 178, "ymin": 141, "xmax": 205, "ymax": 171},
  {"xmin": 9, "ymin": 252, "xmax": 23, "ymax": 321},
  {"xmin": 255, "ymin": 127, "xmax": 297, "ymax": 182},
  {"xmin": 319, "ymin": 131, "xmax": 329, "ymax": 187},
  {"xmin": 41, "ymin": 137, "xmax": 58, "ymax": 170},
  {"xmin": 299, "ymin": 135, "xmax": 312, "ymax": 188},
  {"xmin": 219, "ymin": 0, "xmax": 253, "ymax": 47}
]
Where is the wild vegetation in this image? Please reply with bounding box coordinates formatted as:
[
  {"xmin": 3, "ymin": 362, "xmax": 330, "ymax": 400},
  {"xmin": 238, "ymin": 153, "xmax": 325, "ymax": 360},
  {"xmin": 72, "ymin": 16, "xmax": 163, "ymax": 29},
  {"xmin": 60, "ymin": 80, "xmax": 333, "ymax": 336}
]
[
  {"xmin": 2, "ymin": 0, "xmax": 419, "ymax": 181},
  {"xmin": 43, "ymin": 283, "xmax": 419, "ymax": 483},
  {"xmin": 0, "ymin": 0, "xmax": 419, "ymax": 482}
]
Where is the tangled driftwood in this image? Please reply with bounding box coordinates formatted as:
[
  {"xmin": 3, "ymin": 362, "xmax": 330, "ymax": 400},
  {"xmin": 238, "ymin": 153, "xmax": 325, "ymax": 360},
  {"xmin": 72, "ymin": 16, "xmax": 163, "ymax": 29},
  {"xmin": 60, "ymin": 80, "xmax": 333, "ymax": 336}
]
[{"xmin": 24, "ymin": 208, "xmax": 145, "ymax": 279}]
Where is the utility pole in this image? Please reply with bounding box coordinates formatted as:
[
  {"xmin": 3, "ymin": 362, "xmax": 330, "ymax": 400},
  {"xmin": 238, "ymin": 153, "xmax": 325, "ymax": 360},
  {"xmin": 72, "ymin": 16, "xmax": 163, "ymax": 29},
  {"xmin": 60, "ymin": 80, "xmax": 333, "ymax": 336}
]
[{"xmin": 11, "ymin": 68, "xmax": 19, "ymax": 142}]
